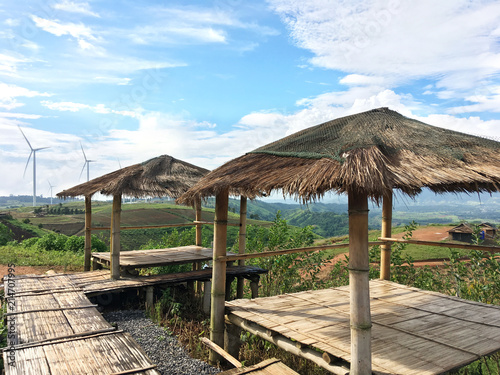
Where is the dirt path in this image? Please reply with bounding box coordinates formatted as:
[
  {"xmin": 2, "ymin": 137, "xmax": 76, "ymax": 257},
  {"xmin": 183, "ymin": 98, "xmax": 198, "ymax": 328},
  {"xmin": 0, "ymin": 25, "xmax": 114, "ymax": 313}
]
[
  {"xmin": 393, "ymin": 226, "xmax": 453, "ymax": 241},
  {"xmin": 0, "ymin": 265, "xmax": 70, "ymax": 277}
]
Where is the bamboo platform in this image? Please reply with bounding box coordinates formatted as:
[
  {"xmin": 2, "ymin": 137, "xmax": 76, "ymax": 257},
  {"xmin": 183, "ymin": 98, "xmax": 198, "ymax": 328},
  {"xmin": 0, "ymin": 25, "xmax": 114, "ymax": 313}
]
[
  {"xmin": 91, "ymin": 245, "xmax": 215, "ymax": 270},
  {"xmin": 67, "ymin": 267, "xmax": 266, "ymax": 297},
  {"xmin": 226, "ymin": 279, "xmax": 500, "ymax": 375},
  {"xmin": 2, "ymin": 274, "xmax": 160, "ymax": 375}
]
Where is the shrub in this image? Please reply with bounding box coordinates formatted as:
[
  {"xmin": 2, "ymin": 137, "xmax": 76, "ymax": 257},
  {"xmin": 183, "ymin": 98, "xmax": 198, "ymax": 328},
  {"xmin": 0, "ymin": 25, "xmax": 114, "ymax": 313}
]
[
  {"xmin": 21, "ymin": 237, "xmax": 39, "ymax": 248},
  {"xmin": 36, "ymin": 233, "xmax": 67, "ymax": 251},
  {"xmin": 245, "ymin": 212, "xmax": 322, "ymax": 297},
  {"xmin": 0, "ymin": 223, "xmax": 13, "ymax": 246},
  {"xmin": 91, "ymin": 235, "xmax": 108, "ymax": 252},
  {"xmin": 64, "ymin": 236, "xmax": 85, "ymax": 252}
]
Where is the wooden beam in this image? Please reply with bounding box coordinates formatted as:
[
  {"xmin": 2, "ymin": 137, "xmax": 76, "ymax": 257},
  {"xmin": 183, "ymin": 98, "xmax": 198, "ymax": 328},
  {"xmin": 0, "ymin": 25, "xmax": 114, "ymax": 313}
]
[
  {"xmin": 210, "ymin": 189, "xmax": 229, "ymax": 364},
  {"xmin": 379, "ymin": 237, "xmax": 500, "ymax": 253},
  {"xmin": 380, "ymin": 192, "xmax": 392, "ymax": 280},
  {"xmin": 84, "ymin": 196, "xmax": 92, "ymax": 272},
  {"xmin": 348, "ymin": 190, "xmax": 372, "ymax": 375},
  {"xmin": 217, "ymin": 242, "xmax": 385, "ymax": 262},
  {"xmin": 110, "ymin": 195, "xmax": 122, "ymax": 280},
  {"xmin": 237, "ymin": 196, "xmax": 247, "ymax": 298},
  {"xmin": 201, "ymin": 337, "xmax": 242, "ymax": 368}
]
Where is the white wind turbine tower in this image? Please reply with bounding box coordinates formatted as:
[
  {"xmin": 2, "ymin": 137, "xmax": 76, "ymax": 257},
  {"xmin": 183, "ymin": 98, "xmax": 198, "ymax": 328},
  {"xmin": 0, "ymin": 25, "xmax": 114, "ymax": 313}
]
[
  {"xmin": 80, "ymin": 142, "xmax": 96, "ymax": 182},
  {"xmin": 47, "ymin": 180, "xmax": 55, "ymax": 205},
  {"xmin": 19, "ymin": 126, "xmax": 50, "ymax": 207}
]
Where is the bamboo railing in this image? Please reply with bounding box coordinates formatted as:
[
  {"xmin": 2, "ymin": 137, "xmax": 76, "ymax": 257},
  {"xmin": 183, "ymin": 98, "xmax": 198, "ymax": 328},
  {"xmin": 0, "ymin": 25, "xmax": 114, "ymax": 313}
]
[{"xmin": 379, "ymin": 237, "xmax": 500, "ymax": 253}]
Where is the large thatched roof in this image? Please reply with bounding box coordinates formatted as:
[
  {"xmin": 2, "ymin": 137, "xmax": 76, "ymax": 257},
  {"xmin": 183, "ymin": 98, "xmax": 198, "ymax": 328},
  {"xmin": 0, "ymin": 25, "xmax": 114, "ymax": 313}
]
[
  {"xmin": 57, "ymin": 155, "xmax": 209, "ymax": 199},
  {"xmin": 178, "ymin": 107, "xmax": 500, "ymax": 204}
]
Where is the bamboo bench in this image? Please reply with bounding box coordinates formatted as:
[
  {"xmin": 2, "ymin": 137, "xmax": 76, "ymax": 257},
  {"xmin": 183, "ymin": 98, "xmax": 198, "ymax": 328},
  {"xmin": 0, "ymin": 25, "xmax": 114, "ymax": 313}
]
[
  {"xmin": 77, "ymin": 266, "xmax": 268, "ymax": 307},
  {"xmin": 141, "ymin": 265, "xmax": 267, "ymax": 299}
]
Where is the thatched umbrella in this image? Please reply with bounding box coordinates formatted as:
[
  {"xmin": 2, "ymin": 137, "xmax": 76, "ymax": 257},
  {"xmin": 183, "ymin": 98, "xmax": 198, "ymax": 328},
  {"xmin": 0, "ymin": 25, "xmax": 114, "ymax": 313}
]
[
  {"xmin": 177, "ymin": 107, "xmax": 500, "ymax": 374},
  {"xmin": 57, "ymin": 155, "xmax": 209, "ymax": 276}
]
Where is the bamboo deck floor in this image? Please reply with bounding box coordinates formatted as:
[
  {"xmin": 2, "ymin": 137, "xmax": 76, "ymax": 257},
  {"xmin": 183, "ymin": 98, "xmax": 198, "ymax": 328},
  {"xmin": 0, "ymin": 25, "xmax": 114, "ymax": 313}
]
[
  {"xmin": 92, "ymin": 245, "xmax": 215, "ymax": 269},
  {"xmin": 226, "ymin": 279, "xmax": 500, "ymax": 375},
  {"xmin": 3, "ymin": 273, "xmax": 160, "ymax": 375}
]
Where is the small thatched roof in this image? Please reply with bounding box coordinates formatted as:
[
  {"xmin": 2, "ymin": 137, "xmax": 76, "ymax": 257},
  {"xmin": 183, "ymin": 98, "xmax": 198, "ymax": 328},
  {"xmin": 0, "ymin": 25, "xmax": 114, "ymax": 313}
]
[
  {"xmin": 57, "ymin": 155, "xmax": 209, "ymax": 199},
  {"xmin": 178, "ymin": 107, "xmax": 500, "ymax": 205}
]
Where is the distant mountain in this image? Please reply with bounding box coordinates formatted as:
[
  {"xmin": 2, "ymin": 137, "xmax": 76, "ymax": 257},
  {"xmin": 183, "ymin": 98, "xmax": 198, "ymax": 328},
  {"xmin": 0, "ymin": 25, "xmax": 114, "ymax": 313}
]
[
  {"xmin": 3, "ymin": 191, "xmax": 499, "ymax": 239},
  {"xmin": 0, "ymin": 195, "xmax": 77, "ymax": 208}
]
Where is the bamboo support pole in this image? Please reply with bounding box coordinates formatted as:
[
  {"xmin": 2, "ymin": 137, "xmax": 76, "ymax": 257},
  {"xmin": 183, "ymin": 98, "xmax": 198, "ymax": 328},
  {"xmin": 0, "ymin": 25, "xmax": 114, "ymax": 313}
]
[
  {"xmin": 348, "ymin": 190, "xmax": 372, "ymax": 375},
  {"xmin": 84, "ymin": 196, "xmax": 92, "ymax": 272},
  {"xmin": 195, "ymin": 198, "xmax": 203, "ymax": 294},
  {"xmin": 236, "ymin": 196, "xmax": 247, "ymax": 299},
  {"xmin": 380, "ymin": 192, "xmax": 392, "ymax": 280},
  {"xmin": 227, "ymin": 314, "xmax": 350, "ymax": 375},
  {"xmin": 210, "ymin": 189, "xmax": 229, "ymax": 364},
  {"xmin": 110, "ymin": 195, "xmax": 122, "ymax": 280}
]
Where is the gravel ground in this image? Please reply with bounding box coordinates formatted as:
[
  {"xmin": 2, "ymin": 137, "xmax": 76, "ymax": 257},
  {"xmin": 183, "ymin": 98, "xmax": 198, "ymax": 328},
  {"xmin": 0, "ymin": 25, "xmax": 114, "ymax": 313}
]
[{"xmin": 103, "ymin": 310, "xmax": 221, "ymax": 375}]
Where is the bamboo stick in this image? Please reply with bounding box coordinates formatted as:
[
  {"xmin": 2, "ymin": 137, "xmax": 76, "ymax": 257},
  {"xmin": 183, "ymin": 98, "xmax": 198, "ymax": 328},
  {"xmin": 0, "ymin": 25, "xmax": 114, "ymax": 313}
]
[
  {"xmin": 227, "ymin": 314, "xmax": 350, "ymax": 375},
  {"xmin": 195, "ymin": 198, "xmax": 203, "ymax": 246},
  {"xmin": 201, "ymin": 337, "xmax": 242, "ymax": 368},
  {"xmin": 210, "ymin": 189, "xmax": 229, "ymax": 364},
  {"xmin": 109, "ymin": 365, "xmax": 157, "ymax": 375},
  {"xmin": 380, "ymin": 192, "xmax": 392, "ymax": 280},
  {"xmin": 217, "ymin": 242, "xmax": 385, "ymax": 262},
  {"xmin": 236, "ymin": 196, "xmax": 247, "ymax": 298},
  {"xmin": 379, "ymin": 237, "xmax": 500, "ymax": 253},
  {"xmin": 348, "ymin": 190, "xmax": 372, "ymax": 375},
  {"xmin": 3, "ymin": 328, "xmax": 118, "ymax": 351},
  {"xmin": 110, "ymin": 195, "xmax": 122, "ymax": 280},
  {"xmin": 5, "ymin": 304, "xmax": 98, "ymax": 316},
  {"xmin": 84, "ymin": 196, "xmax": 92, "ymax": 272}
]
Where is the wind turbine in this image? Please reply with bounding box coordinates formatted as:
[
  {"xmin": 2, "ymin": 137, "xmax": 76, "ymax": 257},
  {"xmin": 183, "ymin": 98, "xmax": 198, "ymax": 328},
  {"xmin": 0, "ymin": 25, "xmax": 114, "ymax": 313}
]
[
  {"xmin": 80, "ymin": 142, "xmax": 96, "ymax": 182},
  {"xmin": 19, "ymin": 126, "xmax": 50, "ymax": 207},
  {"xmin": 47, "ymin": 180, "xmax": 55, "ymax": 205}
]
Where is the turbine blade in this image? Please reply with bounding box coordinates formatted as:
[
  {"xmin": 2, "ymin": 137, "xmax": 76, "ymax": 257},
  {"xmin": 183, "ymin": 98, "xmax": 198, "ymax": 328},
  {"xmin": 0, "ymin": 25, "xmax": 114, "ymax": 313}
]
[
  {"xmin": 79, "ymin": 162, "xmax": 87, "ymax": 180},
  {"xmin": 23, "ymin": 151, "xmax": 33, "ymax": 178},
  {"xmin": 34, "ymin": 146, "xmax": 50, "ymax": 151},
  {"xmin": 18, "ymin": 126, "xmax": 33, "ymax": 150},
  {"xmin": 80, "ymin": 142, "xmax": 87, "ymax": 161}
]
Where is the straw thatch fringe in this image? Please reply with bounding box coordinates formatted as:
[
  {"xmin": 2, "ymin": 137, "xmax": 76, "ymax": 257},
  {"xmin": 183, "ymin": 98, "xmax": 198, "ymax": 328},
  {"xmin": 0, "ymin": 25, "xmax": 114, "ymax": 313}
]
[
  {"xmin": 57, "ymin": 155, "xmax": 209, "ymax": 199},
  {"xmin": 178, "ymin": 108, "xmax": 500, "ymax": 205}
]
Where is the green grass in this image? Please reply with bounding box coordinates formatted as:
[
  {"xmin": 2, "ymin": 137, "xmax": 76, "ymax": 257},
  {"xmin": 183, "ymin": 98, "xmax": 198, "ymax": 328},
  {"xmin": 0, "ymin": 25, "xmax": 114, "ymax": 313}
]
[{"xmin": 0, "ymin": 245, "xmax": 84, "ymax": 271}]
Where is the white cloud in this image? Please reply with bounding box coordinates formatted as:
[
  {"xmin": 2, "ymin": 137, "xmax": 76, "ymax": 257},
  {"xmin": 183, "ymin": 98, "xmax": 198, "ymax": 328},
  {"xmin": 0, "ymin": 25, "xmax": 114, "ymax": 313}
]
[
  {"xmin": 126, "ymin": 5, "xmax": 278, "ymax": 46},
  {"xmin": 269, "ymin": 0, "xmax": 500, "ymax": 97},
  {"xmin": 130, "ymin": 25, "xmax": 227, "ymax": 45},
  {"xmin": 41, "ymin": 101, "xmax": 139, "ymax": 118},
  {"xmin": 340, "ymin": 74, "xmax": 387, "ymax": 87},
  {"xmin": 0, "ymin": 83, "xmax": 51, "ymax": 110},
  {"xmin": 31, "ymin": 16, "xmax": 98, "ymax": 50},
  {"xmin": 0, "ymin": 112, "xmax": 43, "ymax": 119},
  {"xmin": 52, "ymin": 1, "xmax": 100, "ymax": 17},
  {"xmin": 0, "ymin": 54, "xmax": 28, "ymax": 77},
  {"xmin": 447, "ymin": 86, "xmax": 500, "ymax": 114}
]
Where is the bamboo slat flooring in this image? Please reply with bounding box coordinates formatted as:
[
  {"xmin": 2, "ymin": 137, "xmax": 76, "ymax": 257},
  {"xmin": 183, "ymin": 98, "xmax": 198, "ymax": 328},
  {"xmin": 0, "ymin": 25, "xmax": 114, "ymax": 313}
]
[
  {"xmin": 226, "ymin": 280, "xmax": 500, "ymax": 375},
  {"xmin": 92, "ymin": 245, "xmax": 215, "ymax": 269},
  {"xmin": 3, "ymin": 273, "xmax": 160, "ymax": 375},
  {"xmin": 220, "ymin": 358, "xmax": 300, "ymax": 374}
]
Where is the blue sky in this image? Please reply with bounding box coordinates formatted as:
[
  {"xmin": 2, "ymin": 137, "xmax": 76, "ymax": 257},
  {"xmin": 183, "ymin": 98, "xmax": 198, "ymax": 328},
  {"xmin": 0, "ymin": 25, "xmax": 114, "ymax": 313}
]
[{"xmin": 1, "ymin": 0, "xmax": 500, "ymax": 199}]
